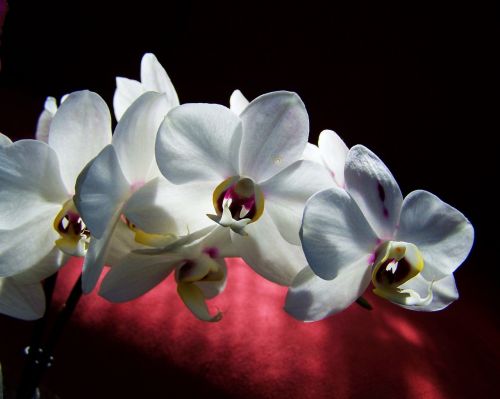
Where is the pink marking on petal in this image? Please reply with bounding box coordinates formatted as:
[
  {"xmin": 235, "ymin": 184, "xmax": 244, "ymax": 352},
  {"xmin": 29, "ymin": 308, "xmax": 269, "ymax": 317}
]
[
  {"xmin": 368, "ymin": 252, "xmax": 377, "ymax": 265},
  {"xmin": 67, "ymin": 211, "xmax": 81, "ymax": 223},
  {"xmin": 130, "ymin": 180, "xmax": 145, "ymax": 192},
  {"xmin": 203, "ymin": 247, "xmax": 220, "ymax": 259}
]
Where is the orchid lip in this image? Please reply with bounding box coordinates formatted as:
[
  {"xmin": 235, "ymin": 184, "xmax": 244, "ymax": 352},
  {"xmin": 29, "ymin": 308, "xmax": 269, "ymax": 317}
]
[
  {"xmin": 175, "ymin": 254, "xmax": 225, "ymax": 322},
  {"xmin": 210, "ymin": 176, "xmax": 265, "ymax": 232},
  {"xmin": 53, "ymin": 199, "xmax": 90, "ymax": 257},
  {"xmin": 371, "ymin": 241, "xmax": 431, "ymax": 306}
]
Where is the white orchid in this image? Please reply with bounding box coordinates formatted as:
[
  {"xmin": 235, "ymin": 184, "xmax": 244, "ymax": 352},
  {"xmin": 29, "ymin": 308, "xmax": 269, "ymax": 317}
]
[
  {"xmin": 113, "ymin": 53, "xmax": 179, "ymax": 121},
  {"xmin": 285, "ymin": 145, "xmax": 474, "ymax": 321},
  {"xmin": 154, "ymin": 91, "xmax": 333, "ymax": 285},
  {"xmin": 75, "ymin": 91, "xmax": 215, "ymax": 293},
  {"xmin": 0, "ymin": 91, "xmax": 111, "ymax": 319},
  {"xmin": 100, "ymin": 225, "xmax": 233, "ymax": 322}
]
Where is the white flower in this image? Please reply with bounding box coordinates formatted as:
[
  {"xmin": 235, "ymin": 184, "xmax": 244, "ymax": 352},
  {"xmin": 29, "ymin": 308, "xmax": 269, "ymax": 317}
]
[
  {"xmin": 100, "ymin": 226, "xmax": 233, "ymax": 322},
  {"xmin": 75, "ymin": 91, "xmax": 211, "ymax": 293},
  {"xmin": 0, "ymin": 92, "xmax": 110, "ymax": 319},
  {"xmin": 113, "ymin": 53, "xmax": 179, "ymax": 121},
  {"xmin": 154, "ymin": 91, "xmax": 333, "ymax": 285},
  {"xmin": 285, "ymin": 145, "xmax": 474, "ymax": 321}
]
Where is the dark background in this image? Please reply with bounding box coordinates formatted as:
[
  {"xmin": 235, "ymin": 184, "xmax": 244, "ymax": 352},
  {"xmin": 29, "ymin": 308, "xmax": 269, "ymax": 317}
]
[{"xmin": 0, "ymin": 2, "xmax": 496, "ymax": 286}]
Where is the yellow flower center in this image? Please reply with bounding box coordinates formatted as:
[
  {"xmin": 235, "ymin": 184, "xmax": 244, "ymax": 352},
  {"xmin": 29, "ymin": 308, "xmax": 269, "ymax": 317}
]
[
  {"xmin": 124, "ymin": 217, "xmax": 178, "ymax": 248},
  {"xmin": 371, "ymin": 241, "xmax": 429, "ymax": 305}
]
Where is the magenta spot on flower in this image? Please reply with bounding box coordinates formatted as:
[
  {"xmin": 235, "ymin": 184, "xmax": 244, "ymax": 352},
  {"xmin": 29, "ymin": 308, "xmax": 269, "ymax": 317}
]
[
  {"xmin": 131, "ymin": 180, "xmax": 145, "ymax": 192},
  {"xmin": 377, "ymin": 182, "xmax": 386, "ymax": 202},
  {"xmin": 368, "ymin": 252, "xmax": 376, "ymax": 265},
  {"xmin": 66, "ymin": 211, "xmax": 81, "ymax": 223},
  {"xmin": 217, "ymin": 184, "xmax": 257, "ymax": 220},
  {"xmin": 377, "ymin": 182, "xmax": 390, "ymax": 218},
  {"xmin": 203, "ymin": 247, "xmax": 219, "ymax": 258}
]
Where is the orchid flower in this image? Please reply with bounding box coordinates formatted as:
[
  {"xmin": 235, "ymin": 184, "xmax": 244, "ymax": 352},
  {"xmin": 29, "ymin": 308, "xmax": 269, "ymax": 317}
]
[
  {"xmin": 75, "ymin": 91, "xmax": 215, "ymax": 293},
  {"xmin": 154, "ymin": 91, "xmax": 333, "ymax": 285},
  {"xmin": 100, "ymin": 225, "xmax": 233, "ymax": 322},
  {"xmin": 113, "ymin": 53, "xmax": 179, "ymax": 121},
  {"xmin": 285, "ymin": 145, "xmax": 474, "ymax": 321},
  {"xmin": 0, "ymin": 92, "xmax": 111, "ymax": 319}
]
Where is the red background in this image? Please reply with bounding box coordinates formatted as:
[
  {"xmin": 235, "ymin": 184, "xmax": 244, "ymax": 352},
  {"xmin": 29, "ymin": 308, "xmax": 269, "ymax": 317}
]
[{"xmin": 1, "ymin": 258, "xmax": 498, "ymax": 398}]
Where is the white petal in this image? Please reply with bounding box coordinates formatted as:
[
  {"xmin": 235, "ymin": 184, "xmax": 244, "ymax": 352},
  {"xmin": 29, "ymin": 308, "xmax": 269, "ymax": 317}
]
[
  {"xmin": 48, "ymin": 90, "xmax": 112, "ymax": 194},
  {"xmin": 395, "ymin": 274, "xmax": 459, "ymax": 312},
  {"xmin": 140, "ymin": 53, "xmax": 180, "ymax": 108},
  {"xmin": 0, "ymin": 140, "xmax": 68, "ymax": 229},
  {"xmin": 195, "ymin": 225, "xmax": 237, "ymax": 258},
  {"xmin": 99, "ymin": 252, "xmax": 180, "ymax": 302},
  {"xmin": 35, "ymin": 96, "xmax": 57, "ymax": 143},
  {"xmin": 229, "ymin": 89, "xmax": 249, "ymax": 115},
  {"xmin": 318, "ymin": 129, "xmax": 349, "ymax": 187},
  {"xmin": 113, "ymin": 92, "xmax": 169, "ymax": 183},
  {"xmin": 105, "ymin": 219, "xmax": 148, "ymax": 266},
  {"xmin": 344, "ymin": 145, "xmax": 403, "ymax": 240},
  {"xmin": 285, "ymin": 260, "xmax": 371, "ymax": 321},
  {"xmin": 0, "ymin": 132, "xmax": 12, "ymax": 146},
  {"xmin": 13, "ymin": 247, "xmax": 66, "ymax": 284},
  {"xmin": 0, "ymin": 278, "xmax": 45, "ymax": 320},
  {"xmin": 301, "ymin": 143, "xmax": 323, "ymax": 164},
  {"xmin": 74, "ymin": 145, "xmax": 130, "ymax": 239},
  {"xmin": 156, "ymin": 103, "xmax": 242, "ymax": 183},
  {"xmin": 81, "ymin": 210, "xmax": 122, "ymax": 293},
  {"xmin": 239, "ymin": 91, "xmax": 309, "ymax": 182},
  {"xmin": 301, "ymin": 187, "xmax": 378, "ymax": 280},
  {"xmin": 113, "ymin": 77, "xmax": 145, "ymax": 121},
  {"xmin": 123, "ymin": 177, "xmax": 215, "ymax": 236},
  {"xmin": 0, "ymin": 207, "xmax": 59, "ymax": 277},
  {"xmin": 397, "ymin": 190, "xmax": 474, "ymax": 280},
  {"xmin": 418, "ymin": 274, "xmax": 459, "ymax": 311},
  {"xmin": 231, "ymin": 211, "xmax": 306, "ymax": 285},
  {"xmin": 261, "ymin": 160, "xmax": 333, "ymax": 245}
]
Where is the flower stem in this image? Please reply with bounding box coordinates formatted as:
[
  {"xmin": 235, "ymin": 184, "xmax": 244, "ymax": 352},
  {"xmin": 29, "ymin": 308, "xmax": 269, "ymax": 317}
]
[
  {"xmin": 29, "ymin": 272, "xmax": 59, "ymax": 355},
  {"xmin": 16, "ymin": 272, "xmax": 59, "ymax": 398},
  {"xmin": 16, "ymin": 273, "xmax": 83, "ymax": 399}
]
